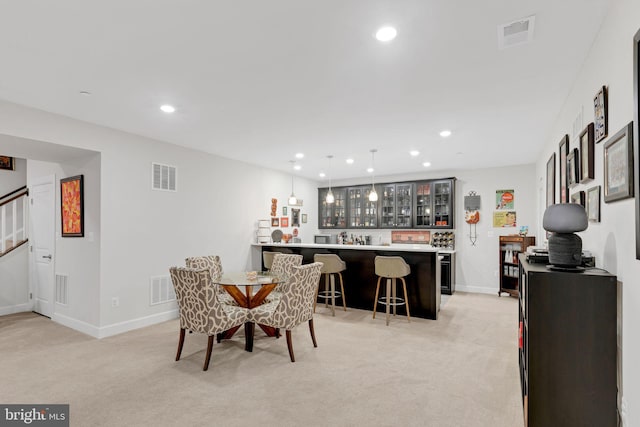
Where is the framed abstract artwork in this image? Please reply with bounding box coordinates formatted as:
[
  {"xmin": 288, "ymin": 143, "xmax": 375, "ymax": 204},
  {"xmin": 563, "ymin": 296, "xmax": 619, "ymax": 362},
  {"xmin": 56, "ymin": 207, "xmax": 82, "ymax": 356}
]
[
  {"xmin": 587, "ymin": 186, "xmax": 601, "ymax": 222},
  {"xmin": 302, "ymin": 213, "xmax": 308, "ymax": 223},
  {"xmin": 291, "ymin": 208, "xmax": 300, "ymax": 227},
  {"xmin": 594, "ymin": 85, "xmax": 608, "ymax": 143},
  {"xmin": 558, "ymin": 135, "xmax": 569, "ymax": 203},
  {"xmin": 604, "ymin": 122, "xmax": 634, "ymax": 203},
  {"xmin": 567, "ymin": 147, "xmax": 580, "ymax": 188},
  {"xmin": 579, "ymin": 122, "xmax": 595, "ymax": 182},
  {"xmin": 281, "ymin": 217, "xmax": 289, "ymax": 227},
  {"xmin": 0, "ymin": 156, "xmax": 14, "ymax": 171},
  {"xmin": 271, "ymin": 217, "xmax": 279, "ymax": 227},
  {"xmin": 546, "ymin": 153, "xmax": 556, "ymax": 208},
  {"xmin": 60, "ymin": 175, "xmax": 84, "ymax": 237}
]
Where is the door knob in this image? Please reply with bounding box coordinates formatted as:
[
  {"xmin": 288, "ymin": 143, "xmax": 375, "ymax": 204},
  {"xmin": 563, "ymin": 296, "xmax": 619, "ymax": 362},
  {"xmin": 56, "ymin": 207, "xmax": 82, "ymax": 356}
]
[{"xmin": 43, "ymin": 254, "xmax": 52, "ymax": 260}]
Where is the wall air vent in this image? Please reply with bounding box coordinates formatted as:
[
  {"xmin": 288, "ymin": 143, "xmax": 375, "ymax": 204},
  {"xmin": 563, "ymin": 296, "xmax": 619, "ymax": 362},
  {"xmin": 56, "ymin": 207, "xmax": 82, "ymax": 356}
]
[
  {"xmin": 55, "ymin": 274, "xmax": 68, "ymax": 305},
  {"xmin": 151, "ymin": 163, "xmax": 177, "ymax": 192},
  {"xmin": 150, "ymin": 275, "xmax": 176, "ymax": 306},
  {"xmin": 498, "ymin": 15, "xmax": 536, "ymax": 49}
]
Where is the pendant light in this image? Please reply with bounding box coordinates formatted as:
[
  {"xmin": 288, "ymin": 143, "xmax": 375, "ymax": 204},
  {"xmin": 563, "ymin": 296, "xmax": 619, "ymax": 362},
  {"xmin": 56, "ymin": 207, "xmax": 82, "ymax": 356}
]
[
  {"xmin": 368, "ymin": 149, "xmax": 378, "ymax": 202},
  {"xmin": 288, "ymin": 161, "xmax": 298, "ymax": 205},
  {"xmin": 325, "ymin": 155, "xmax": 335, "ymax": 204}
]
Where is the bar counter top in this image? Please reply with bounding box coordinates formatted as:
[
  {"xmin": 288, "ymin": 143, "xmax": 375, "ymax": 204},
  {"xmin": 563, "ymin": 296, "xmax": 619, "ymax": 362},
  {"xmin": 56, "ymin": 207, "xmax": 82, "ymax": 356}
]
[{"xmin": 252, "ymin": 242, "xmax": 455, "ymax": 254}]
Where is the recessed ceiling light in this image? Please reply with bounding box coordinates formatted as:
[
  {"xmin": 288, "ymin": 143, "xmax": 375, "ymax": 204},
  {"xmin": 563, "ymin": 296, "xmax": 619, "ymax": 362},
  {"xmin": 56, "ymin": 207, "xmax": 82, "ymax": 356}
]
[
  {"xmin": 319, "ymin": 172, "xmax": 326, "ymax": 178},
  {"xmin": 439, "ymin": 130, "xmax": 452, "ymax": 137},
  {"xmin": 367, "ymin": 167, "xmax": 374, "ymax": 173},
  {"xmin": 375, "ymin": 26, "xmax": 397, "ymax": 42},
  {"xmin": 346, "ymin": 158, "xmax": 354, "ymax": 164},
  {"xmin": 410, "ymin": 150, "xmax": 420, "ymax": 157},
  {"xmin": 160, "ymin": 105, "xmax": 176, "ymax": 113},
  {"xmin": 423, "ymin": 162, "xmax": 431, "ymax": 167},
  {"xmin": 295, "ymin": 153, "xmax": 304, "ymax": 159},
  {"xmin": 293, "ymin": 164, "xmax": 302, "ymax": 171},
  {"xmin": 79, "ymin": 91, "xmax": 91, "ymax": 96}
]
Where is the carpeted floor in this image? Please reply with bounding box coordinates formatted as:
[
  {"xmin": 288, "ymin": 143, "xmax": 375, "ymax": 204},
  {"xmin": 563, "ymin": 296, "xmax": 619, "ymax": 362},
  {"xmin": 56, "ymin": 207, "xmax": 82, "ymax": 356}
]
[{"xmin": 0, "ymin": 292, "xmax": 524, "ymax": 427}]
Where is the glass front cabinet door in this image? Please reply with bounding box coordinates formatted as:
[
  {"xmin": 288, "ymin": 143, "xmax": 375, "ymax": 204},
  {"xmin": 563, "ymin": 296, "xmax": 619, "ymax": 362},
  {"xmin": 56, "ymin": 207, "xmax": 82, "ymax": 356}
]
[
  {"xmin": 381, "ymin": 183, "xmax": 413, "ymax": 228},
  {"xmin": 347, "ymin": 186, "xmax": 378, "ymax": 228},
  {"xmin": 318, "ymin": 187, "xmax": 347, "ymax": 228},
  {"xmin": 414, "ymin": 179, "xmax": 455, "ymax": 229}
]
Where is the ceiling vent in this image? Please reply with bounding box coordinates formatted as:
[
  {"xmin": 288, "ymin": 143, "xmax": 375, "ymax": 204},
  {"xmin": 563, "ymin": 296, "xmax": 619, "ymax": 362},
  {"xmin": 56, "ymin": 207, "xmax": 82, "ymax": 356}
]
[{"xmin": 498, "ymin": 15, "xmax": 535, "ymax": 49}]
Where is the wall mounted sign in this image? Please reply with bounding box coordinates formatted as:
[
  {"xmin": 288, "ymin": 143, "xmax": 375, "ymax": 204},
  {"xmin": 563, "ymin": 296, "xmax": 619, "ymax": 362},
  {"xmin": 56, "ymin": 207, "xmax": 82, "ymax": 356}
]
[{"xmin": 495, "ymin": 189, "xmax": 514, "ymax": 210}]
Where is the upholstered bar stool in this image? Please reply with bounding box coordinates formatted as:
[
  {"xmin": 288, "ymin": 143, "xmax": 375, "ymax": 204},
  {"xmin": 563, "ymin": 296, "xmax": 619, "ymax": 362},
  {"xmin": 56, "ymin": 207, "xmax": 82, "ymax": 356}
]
[
  {"xmin": 262, "ymin": 251, "xmax": 278, "ymax": 271},
  {"xmin": 313, "ymin": 254, "xmax": 347, "ymax": 316},
  {"xmin": 373, "ymin": 256, "xmax": 411, "ymax": 326}
]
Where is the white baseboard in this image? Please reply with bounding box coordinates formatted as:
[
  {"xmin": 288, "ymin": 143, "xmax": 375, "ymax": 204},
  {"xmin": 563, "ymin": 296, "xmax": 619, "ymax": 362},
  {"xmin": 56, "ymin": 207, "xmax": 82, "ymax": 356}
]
[
  {"xmin": 97, "ymin": 309, "xmax": 179, "ymax": 339},
  {"xmin": 0, "ymin": 303, "xmax": 32, "ymax": 316},
  {"xmin": 454, "ymin": 284, "xmax": 498, "ymax": 295},
  {"xmin": 52, "ymin": 313, "xmax": 101, "ymax": 338}
]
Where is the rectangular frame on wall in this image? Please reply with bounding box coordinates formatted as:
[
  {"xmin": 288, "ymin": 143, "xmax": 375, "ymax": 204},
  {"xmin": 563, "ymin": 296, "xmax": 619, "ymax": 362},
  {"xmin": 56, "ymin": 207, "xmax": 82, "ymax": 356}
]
[
  {"xmin": 567, "ymin": 147, "xmax": 580, "ymax": 188},
  {"xmin": 546, "ymin": 153, "xmax": 556, "ymax": 207},
  {"xmin": 634, "ymin": 28, "xmax": 640, "ymax": 259},
  {"xmin": 60, "ymin": 175, "xmax": 85, "ymax": 237},
  {"xmin": 559, "ymin": 135, "xmax": 569, "ymax": 203},
  {"xmin": 594, "ymin": 85, "xmax": 608, "ymax": 143},
  {"xmin": 587, "ymin": 186, "xmax": 601, "ymax": 222},
  {"xmin": 0, "ymin": 156, "xmax": 14, "ymax": 171},
  {"xmin": 580, "ymin": 122, "xmax": 595, "ymax": 182},
  {"xmin": 604, "ymin": 122, "xmax": 634, "ymax": 203}
]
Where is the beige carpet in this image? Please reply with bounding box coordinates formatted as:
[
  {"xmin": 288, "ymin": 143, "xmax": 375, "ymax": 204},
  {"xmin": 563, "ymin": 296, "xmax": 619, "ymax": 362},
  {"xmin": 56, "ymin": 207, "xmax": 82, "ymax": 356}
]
[{"xmin": 0, "ymin": 293, "xmax": 524, "ymax": 427}]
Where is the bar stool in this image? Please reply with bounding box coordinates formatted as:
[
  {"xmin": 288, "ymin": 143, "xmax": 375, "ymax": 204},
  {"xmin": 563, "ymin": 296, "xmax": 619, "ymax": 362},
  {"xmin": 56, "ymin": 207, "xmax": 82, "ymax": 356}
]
[
  {"xmin": 262, "ymin": 251, "xmax": 278, "ymax": 271},
  {"xmin": 373, "ymin": 256, "xmax": 411, "ymax": 325},
  {"xmin": 313, "ymin": 254, "xmax": 346, "ymax": 316}
]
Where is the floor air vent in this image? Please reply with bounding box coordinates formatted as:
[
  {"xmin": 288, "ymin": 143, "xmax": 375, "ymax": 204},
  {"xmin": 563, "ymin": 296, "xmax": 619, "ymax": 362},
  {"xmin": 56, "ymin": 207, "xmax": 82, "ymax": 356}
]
[
  {"xmin": 150, "ymin": 275, "xmax": 176, "ymax": 306},
  {"xmin": 55, "ymin": 274, "xmax": 68, "ymax": 305},
  {"xmin": 498, "ymin": 15, "xmax": 535, "ymax": 49},
  {"xmin": 152, "ymin": 163, "xmax": 177, "ymax": 191}
]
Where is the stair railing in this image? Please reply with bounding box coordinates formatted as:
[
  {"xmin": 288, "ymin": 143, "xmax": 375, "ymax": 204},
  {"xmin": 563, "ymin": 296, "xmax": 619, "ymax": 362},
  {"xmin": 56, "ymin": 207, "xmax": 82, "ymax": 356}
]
[{"xmin": 0, "ymin": 186, "xmax": 29, "ymax": 256}]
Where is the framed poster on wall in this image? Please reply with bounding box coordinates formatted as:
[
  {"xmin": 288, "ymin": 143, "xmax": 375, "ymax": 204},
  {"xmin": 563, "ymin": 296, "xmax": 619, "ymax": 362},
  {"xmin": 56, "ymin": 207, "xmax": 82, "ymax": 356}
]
[
  {"xmin": 60, "ymin": 175, "xmax": 84, "ymax": 237},
  {"xmin": 634, "ymin": 28, "xmax": 640, "ymax": 259},
  {"xmin": 558, "ymin": 135, "xmax": 569, "ymax": 202},
  {"xmin": 546, "ymin": 153, "xmax": 556, "ymax": 208}
]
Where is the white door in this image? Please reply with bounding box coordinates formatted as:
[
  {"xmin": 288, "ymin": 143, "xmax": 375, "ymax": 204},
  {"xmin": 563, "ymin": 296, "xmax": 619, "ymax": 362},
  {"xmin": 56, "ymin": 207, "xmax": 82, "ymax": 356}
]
[{"xmin": 30, "ymin": 175, "xmax": 55, "ymax": 318}]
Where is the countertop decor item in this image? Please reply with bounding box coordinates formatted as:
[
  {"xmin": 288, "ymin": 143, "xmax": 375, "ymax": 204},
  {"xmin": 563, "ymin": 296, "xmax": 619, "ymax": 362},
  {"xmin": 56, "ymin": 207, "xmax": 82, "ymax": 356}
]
[
  {"xmin": 543, "ymin": 203, "xmax": 588, "ymax": 268},
  {"xmin": 257, "ymin": 219, "xmax": 271, "ymax": 243},
  {"xmin": 271, "ymin": 229, "xmax": 283, "ymax": 243}
]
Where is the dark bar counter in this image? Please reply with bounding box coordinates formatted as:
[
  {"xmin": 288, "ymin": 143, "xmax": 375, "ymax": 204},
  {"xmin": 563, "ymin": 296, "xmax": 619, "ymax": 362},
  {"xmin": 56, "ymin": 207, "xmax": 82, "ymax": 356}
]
[{"xmin": 253, "ymin": 243, "xmax": 443, "ymax": 320}]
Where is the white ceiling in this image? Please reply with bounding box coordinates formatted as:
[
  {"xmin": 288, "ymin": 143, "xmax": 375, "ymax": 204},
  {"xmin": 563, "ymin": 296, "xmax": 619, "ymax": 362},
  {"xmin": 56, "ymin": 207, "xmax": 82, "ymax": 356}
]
[{"xmin": 0, "ymin": 0, "xmax": 613, "ymax": 181}]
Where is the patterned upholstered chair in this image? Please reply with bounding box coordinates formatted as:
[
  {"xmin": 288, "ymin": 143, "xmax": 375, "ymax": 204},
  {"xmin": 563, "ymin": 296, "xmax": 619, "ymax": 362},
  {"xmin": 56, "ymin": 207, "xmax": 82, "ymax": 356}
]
[
  {"xmin": 169, "ymin": 267, "xmax": 250, "ymax": 371},
  {"xmin": 267, "ymin": 253, "xmax": 303, "ymax": 301},
  {"xmin": 185, "ymin": 255, "xmax": 235, "ymax": 305},
  {"xmin": 249, "ymin": 262, "xmax": 323, "ymax": 362}
]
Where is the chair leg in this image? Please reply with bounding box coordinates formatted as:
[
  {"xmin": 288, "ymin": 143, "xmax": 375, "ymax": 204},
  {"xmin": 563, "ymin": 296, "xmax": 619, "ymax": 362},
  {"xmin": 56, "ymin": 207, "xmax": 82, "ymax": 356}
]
[
  {"xmin": 385, "ymin": 278, "xmax": 391, "ymax": 326},
  {"xmin": 286, "ymin": 330, "xmax": 295, "ymax": 362},
  {"xmin": 373, "ymin": 276, "xmax": 382, "ymax": 319},
  {"xmin": 324, "ymin": 274, "xmax": 330, "ymax": 308},
  {"xmin": 308, "ymin": 319, "xmax": 318, "ymax": 347},
  {"xmin": 244, "ymin": 322, "xmax": 255, "ymax": 352},
  {"xmin": 392, "ymin": 278, "xmax": 397, "ymax": 317},
  {"xmin": 313, "ymin": 281, "xmax": 320, "ymax": 313},
  {"xmin": 339, "ymin": 273, "xmax": 347, "ymax": 311},
  {"xmin": 175, "ymin": 328, "xmax": 186, "ymax": 361},
  {"xmin": 330, "ymin": 274, "xmax": 336, "ymax": 316},
  {"xmin": 275, "ymin": 328, "xmax": 281, "ymax": 338},
  {"xmin": 203, "ymin": 335, "xmax": 214, "ymax": 371},
  {"xmin": 402, "ymin": 278, "xmax": 411, "ymax": 323}
]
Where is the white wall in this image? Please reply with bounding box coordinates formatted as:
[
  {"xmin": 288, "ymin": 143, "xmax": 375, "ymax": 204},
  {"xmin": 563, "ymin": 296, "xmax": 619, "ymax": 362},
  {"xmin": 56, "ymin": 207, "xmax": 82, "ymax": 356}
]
[
  {"xmin": 331, "ymin": 163, "xmax": 538, "ymax": 293},
  {"xmin": 0, "ymin": 157, "xmax": 26, "ymax": 196},
  {"xmin": 0, "ymin": 99, "xmax": 319, "ymax": 338},
  {"xmin": 536, "ymin": 0, "xmax": 639, "ymax": 423},
  {"xmin": 0, "ymin": 157, "xmax": 28, "ymax": 314}
]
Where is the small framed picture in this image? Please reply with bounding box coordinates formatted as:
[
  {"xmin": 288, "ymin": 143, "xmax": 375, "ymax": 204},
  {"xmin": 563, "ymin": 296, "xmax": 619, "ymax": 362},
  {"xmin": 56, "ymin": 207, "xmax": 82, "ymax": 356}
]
[
  {"xmin": 546, "ymin": 153, "xmax": 555, "ymax": 207},
  {"xmin": 291, "ymin": 208, "xmax": 300, "ymax": 227},
  {"xmin": 0, "ymin": 156, "xmax": 14, "ymax": 171},
  {"xmin": 579, "ymin": 123, "xmax": 595, "ymax": 182},
  {"xmin": 302, "ymin": 213, "xmax": 308, "ymax": 223},
  {"xmin": 281, "ymin": 217, "xmax": 289, "ymax": 227},
  {"xmin": 604, "ymin": 122, "xmax": 634, "ymax": 203},
  {"xmin": 594, "ymin": 85, "xmax": 608, "ymax": 143},
  {"xmin": 271, "ymin": 217, "xmax": 279, "ymax": 227},
  {"xmin": 282, "ymin": 206, "xmax": 287, "ymax": 215},
  {"xmin": 567, "ymin": 148, "xmax": 580, "ymax": 188},
  {"xmin": 587, "ymin": 186, "xmax": 601, "ymax": 222},
  {"xmin": 570, "ymin": 191, "xmax": 586, "ymax": 207},
  {"xmin": 60, "ymin": 175, "xmax": 85, "ymax": 237},
  {"xmin": 558, "ymin": 135, "xmax": 569, "ymax": 203}
]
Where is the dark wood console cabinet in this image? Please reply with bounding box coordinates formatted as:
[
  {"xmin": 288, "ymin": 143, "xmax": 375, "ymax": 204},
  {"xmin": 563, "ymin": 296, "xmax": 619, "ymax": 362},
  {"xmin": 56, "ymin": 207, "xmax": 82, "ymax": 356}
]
[{"xmin": 518, "ymin": 256, "xmax": 617, "ymax": 427}]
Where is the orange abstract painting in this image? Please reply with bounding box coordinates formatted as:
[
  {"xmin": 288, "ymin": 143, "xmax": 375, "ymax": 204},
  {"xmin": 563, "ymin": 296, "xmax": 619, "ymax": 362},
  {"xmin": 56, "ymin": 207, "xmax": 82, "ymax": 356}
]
[{"xmin": 61, "ymin": 175, "xmax": 84, "ymax": 237}]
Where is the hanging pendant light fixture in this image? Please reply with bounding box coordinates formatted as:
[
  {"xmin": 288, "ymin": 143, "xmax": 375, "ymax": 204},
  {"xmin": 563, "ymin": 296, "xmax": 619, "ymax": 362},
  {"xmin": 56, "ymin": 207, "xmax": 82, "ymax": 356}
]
[
  {"xmin": 326, "ymin": 155, "xmax": 335, "ymax": 204},
  {"xmin": 369, "ymin": 149, "xmax": 378, "ymax": 202},
  {"xmin": 288, "ymin": 161, "xmax": 298, "ymax": 205}
]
